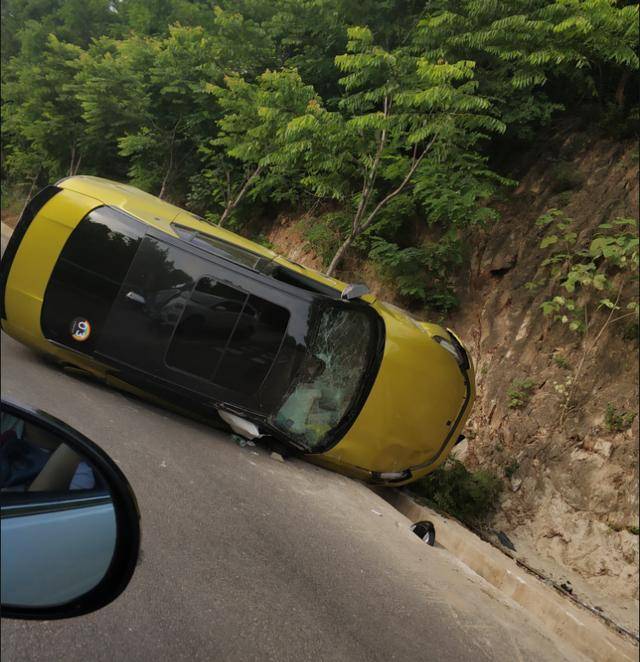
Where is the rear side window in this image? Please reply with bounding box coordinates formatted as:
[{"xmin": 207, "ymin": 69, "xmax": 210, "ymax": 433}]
[
  {"xmin": 164, "ymin": 278, "xmax": 247, "ymax": 380},
  {"xmin": 41, "ymin": 207, "xmax": 144, "ymax": 352},
  {"xmin": 165, "ymin": 277, "xmax": 290, "ymax": 394}
]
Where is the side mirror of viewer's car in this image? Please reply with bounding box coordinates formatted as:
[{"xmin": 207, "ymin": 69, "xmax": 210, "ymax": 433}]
[{"xmin": 0, "ymin": 399, "xmax": 140, "ymax": 620}]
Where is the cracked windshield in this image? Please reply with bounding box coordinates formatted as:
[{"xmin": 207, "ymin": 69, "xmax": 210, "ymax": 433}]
[{"xmin": 273, "ymin": 305, "xmax": 374, "ymax": 451}]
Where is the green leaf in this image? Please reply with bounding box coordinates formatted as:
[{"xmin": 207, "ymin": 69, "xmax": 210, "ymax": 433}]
[
  {"xmin": 599, "ymin": 298, "xmax": 618, "ymax": 310},
  {"xmin": 540, "ymin": 235, "xmax": 559, "ymax": 248}
]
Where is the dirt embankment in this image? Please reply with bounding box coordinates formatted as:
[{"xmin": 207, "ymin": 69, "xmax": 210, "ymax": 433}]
[
  {"xmin": 448, "ymin": 130, "xmax": 639, "ymax": 634},
  {"xmin": 265, "ymin": 128, "xmax": 639, "ymax": 634}
]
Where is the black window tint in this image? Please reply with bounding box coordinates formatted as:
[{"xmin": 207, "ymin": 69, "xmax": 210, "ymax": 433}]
[
  {"xmin": 214, "ymin": 295, "xmax": 290, "ymax": 394},
  {"xmin": 164, "ymin": 277, "xmax": 289, "ymax": 393},
  {"xmin": 41, "ymin": 207, "xmax": 144, "ymax": 352},
  {"xmin": 165, "ymin": 279, "xmax": 248, "ymax": 379}
]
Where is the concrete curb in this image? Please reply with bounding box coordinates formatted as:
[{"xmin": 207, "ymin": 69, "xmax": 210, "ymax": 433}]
[{"xmin": 380, "ymin": 490, "xmax": 638, "ymax": 662}]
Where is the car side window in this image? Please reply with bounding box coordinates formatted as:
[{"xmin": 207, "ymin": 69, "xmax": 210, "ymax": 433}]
[
  {"xmin": 164, "ymin": 277, "xmax": 290, "ymax": 394},
  {"xmin": 165, "ymin": 278, "xmax": 248, "ymax": 380},
  {"xmin": 41, "ymin": 207, "xmax": 144, "ymax": 352}
]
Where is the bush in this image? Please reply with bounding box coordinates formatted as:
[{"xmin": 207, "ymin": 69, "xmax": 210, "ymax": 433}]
[
  {"xmin": 368, "ymin": 234, "xmax": 462, "ymax": 312},
  {"xmin": 302, "ymin": 212, "xmax": 349, "ymax": 265},
  {"xmin": 409, "ymin": 459, "xmax": 502, "ymax": 524},
  {"xmin": 507, "ymin": 379, "xmax": 536, "ymax": 409},
  {"xmin": 604, "ymin": 404, "xmax": 635, "ymax": 433}
]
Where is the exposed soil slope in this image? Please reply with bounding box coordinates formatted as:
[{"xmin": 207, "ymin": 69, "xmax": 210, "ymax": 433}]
[{"xmin": 449, "ymin": 129, "xmax": 639, "ymax": 634}]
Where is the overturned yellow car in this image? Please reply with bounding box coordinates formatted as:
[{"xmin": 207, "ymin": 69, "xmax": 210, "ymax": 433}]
[{"xmin": 0, "ymin": 177, "xmax": 475, "ymax": 485}]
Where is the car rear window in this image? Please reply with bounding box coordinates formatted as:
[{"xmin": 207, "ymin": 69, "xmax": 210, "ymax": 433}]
[
  {"xmin": 164, "ymin": 277, "xmax": 290, "ymax": 394},
  {"xmin": 41, "ymin": 207, "xmax": 144, "ymax": 352}
]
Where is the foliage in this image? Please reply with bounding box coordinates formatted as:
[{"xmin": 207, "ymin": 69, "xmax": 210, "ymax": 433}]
[
  {"xmin": 409, "ymin": 459, "xmax": 502, "ymax": 524},
  {"xmin": 320, "ymin": 25, "xmax": 506, "ymax": 274},
  {"xmin": 2, "ymin": 35, "xmax": 85, "ymax": 181},
  {"xmin": 531, "ymin": 210, "xmax": 639, "ymax": 425},
  {"xmin": 369, "ymin": 233, "xmax": 462, "ymax": 311},
  {"xmin": 302, "ymin": 212, "xmax": 351, "ymax": 265},
  {"xmin": 534, "ymin": 211, "xmax": 639, "ymax": 333},
  {"xmin": 414, "ymin": 0, "xmax": 639, "ymax": 138},
  {"xmin": 604, "ymin": 404, "xmax": 635, "ymax": 433},
  {"xmin": 553, "ymin": 354, "xmax": 571, "ymax": 369},
  {"xmin": 504, "ymin": 460, "xmax": 520, "ymax": 479},
  {"xmin": 507, "ymin": 378, "xmax": 536, "ymax": 409},
  {"xmin": 1, "ymin": 0, "xmax": 638, "ymax": 308},
  {"xmin": 201, "ymin": 68, "xmax": 323, "ymax": 225}
]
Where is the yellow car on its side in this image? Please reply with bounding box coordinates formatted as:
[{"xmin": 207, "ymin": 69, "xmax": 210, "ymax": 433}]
[{"xmin": 0, "ymin": 177, "xmax": 475, "ymax": 485}]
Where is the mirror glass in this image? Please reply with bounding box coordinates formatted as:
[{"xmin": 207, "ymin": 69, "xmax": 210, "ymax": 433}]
[{"xmin": 0, "ymin": 410, "xmax": 116, "ymax": 608}]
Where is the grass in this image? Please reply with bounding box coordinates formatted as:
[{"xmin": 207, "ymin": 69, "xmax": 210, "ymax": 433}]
[
  {"xmin": 504, "ymin": 460, "xmax": 520, "ymax": 479},
  {"xmin": 507, "ymin": 378, "xmax": 536, "ymax": 409},
  {"xmin": 553, "ymin": 354, "xmax": 571, "ymax": 370},
  {"xmin": 409, "ymin": 459, "xmax": 502, "ymax": 525},
  {"xmin": 604, "ymin": 404, "xmax": 635, "ymax": 433}
]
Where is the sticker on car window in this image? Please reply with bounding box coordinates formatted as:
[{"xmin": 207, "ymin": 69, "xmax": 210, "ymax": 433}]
[{"xmin": 70, "ymin": 317, "xmax": 91, "ymax": 342}]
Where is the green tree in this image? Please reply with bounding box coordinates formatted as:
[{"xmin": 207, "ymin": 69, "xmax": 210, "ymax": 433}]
[
  {"xmin": 199, "ymin": 68, "xmax": 322, "ymax": 226},
  {"xmin": 117, "ymin": 26, "xmax": 220, "ymax": 198},
  {"xmin": 298, "ymin": 26, "xmax": 505, "ymax": 275},
  {"xmin": 74, "ymin": 36, "xmax": 155, "ymax": 178},
  {"xmin": 2, "ymin": 34, "xmax": 85, "ymax": 185},
  {"xmin": 415, "ymin": 0, "xmax": 639, "ymax": 137}
]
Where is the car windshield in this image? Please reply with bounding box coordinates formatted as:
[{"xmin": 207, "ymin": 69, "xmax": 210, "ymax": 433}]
[{"xmin": 271, "ymin": 303, "xmax": 377, "ymax": 451}]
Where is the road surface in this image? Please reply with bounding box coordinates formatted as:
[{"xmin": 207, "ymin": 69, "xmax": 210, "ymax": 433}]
[{"xmin": 1, "ymin": 228, "xmax": 576, "ymax": 661}]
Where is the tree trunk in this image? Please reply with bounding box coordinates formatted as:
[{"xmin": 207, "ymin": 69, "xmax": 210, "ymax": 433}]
[
  {"xmin": 218, "ymin": 165, "xmax": 262, "ymax": 227},
  {"xmin": 326, "ymin": 233, "xmax": 354, "ymax": 276},
  {"xmin": 18, "ymin": 171, "xmax": 41, "ymax": 220},
  {"xmin": 218, "ymin": 204, "xmax": 233, "ymax": 227},
  {"xmin": 68, "ymin": 145, "xmax": 76, "ymax": 177},
  {"xmin": 72, "ymin": 154, "xmax": 82, "ymax": 176},
  {"xmin": 159, "ymin": 123, "xmax": 179, "ymax": 199},
  {"xmin": 158, "ymin": 165, "xmax": 170, "ymax": 200},
  {"xmin": 615, "ymin": 71, "xmax": 630, "ymax": 107}
]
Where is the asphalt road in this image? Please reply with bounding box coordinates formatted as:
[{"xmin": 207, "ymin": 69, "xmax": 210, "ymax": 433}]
[{"xmin": 1, "ymin": 230, "xmax": 574, "ymax": 662}]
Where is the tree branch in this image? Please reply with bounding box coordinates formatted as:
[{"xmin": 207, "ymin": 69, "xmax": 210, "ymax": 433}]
[
  {"xmin": 352, "ymin": 94, "xmax": 391, "ymax": 233},
  {"xmin": 358, "ymin": 132, "xmax": 439, "ymax": 234},
  {"xmin": 218, "ymin": 164, "xmax": 263, "ymax": 226}
]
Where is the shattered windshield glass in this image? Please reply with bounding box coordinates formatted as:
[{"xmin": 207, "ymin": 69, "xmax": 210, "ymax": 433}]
[{"xmin": 271, "ymin": 304, "xmax": 376, "ymax": 451}]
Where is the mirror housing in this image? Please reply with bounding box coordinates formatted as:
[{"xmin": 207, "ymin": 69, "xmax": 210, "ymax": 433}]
[
  {"xmin": 340, "ymin": 283, "xmax": 369, "ymax": 301},
  {"xmin": 0, "ymin": 399, "xmax": 140, "ymax": 620}
]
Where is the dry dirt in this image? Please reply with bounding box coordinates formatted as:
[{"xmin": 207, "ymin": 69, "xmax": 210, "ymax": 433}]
[
  {"xmin": 447, "ymin": 129, "xmax": 639, "ymax": 635},
  {"xmin": 0, "ymin": 212, "xmax": 19, "ymax": 229}
]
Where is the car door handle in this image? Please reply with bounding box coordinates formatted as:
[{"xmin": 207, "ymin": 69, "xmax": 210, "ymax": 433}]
[{"xmin": 125, "ymin": 291, "xmax": 146, "ymax": 305}]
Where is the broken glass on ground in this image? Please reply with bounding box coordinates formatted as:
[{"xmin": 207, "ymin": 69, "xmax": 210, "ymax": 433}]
[{"xmin": 231, "ymin": 434, "xmax": 255, "ymax": 448}]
